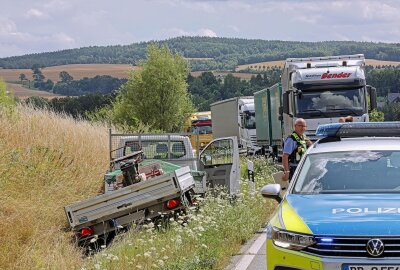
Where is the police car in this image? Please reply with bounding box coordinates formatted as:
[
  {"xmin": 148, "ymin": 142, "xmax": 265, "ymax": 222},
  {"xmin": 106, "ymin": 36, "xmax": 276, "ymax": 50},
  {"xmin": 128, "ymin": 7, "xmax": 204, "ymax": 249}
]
[{"xmin": 261, "ymin": 122, "xmax": 400, "ymax": 270}]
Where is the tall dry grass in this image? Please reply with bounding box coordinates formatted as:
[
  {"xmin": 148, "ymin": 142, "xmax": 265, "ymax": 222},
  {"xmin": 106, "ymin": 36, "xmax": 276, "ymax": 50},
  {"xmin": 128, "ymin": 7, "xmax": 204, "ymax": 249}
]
[{"xmin": 0, "ymin": 105, "xmax": 110, "ymax": 269}]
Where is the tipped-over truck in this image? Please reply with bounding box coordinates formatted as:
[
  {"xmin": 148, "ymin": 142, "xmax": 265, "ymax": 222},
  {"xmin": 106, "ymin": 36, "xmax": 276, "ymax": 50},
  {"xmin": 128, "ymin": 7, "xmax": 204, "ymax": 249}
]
[
  {"xmin": 64, "ymin": 151, "xmax": 196, "ymax": 245},
  {"xmin": 64, "ymin": 132, "xmax": 241, "ymax": 244},
  {"xmin": 255, "ymin": 54, "xmax": 377, "ymax": 159}
]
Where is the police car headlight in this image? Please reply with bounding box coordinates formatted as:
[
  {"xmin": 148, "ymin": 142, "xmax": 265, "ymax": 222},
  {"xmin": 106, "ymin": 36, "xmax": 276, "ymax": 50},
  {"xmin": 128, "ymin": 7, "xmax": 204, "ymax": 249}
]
[{"xmin": 269, "ymin": 225, "xmax": 315, "ymax": 251}]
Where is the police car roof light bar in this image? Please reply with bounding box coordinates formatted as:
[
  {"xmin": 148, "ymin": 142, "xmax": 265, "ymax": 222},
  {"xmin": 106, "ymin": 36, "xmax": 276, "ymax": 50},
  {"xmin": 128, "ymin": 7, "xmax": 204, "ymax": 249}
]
[{"xmin": 316, "ymin": 122, "xmax": 400, "ymax": 138}]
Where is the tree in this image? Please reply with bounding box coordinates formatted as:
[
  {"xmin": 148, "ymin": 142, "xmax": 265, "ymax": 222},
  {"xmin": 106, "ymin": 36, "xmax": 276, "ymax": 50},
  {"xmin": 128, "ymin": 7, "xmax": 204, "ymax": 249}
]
[
  {"xmin": 19, "ymin": 73, "xmax": 27, "ymax": 83},
  {"xmin": 112, "ymin": 44, "xmax": 194, "ymax": 132},
  {"xmin": 369, "ymin": 109, "xmax": 384, "ymax": 122},
  {"xmin": 59, "ymin": 71, "xmax": 73, "ymax": 82},
  {"xmin": 31, "ymin": 65, "xmax": 44, "ymax": 82}
]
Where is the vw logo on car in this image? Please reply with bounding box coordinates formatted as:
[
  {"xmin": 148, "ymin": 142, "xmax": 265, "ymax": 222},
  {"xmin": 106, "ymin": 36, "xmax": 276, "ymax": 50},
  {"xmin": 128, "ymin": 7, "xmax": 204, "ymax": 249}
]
[{"xmin": 366, "ymin": 239, "xmax": 384, "ymax": 257}]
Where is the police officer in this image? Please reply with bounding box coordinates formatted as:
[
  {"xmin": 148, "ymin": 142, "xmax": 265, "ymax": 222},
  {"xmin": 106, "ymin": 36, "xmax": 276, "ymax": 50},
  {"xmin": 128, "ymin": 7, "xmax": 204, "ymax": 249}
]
[{"xmin": 282, "ymin": 118, "xmax": 311, "ymax": 182}]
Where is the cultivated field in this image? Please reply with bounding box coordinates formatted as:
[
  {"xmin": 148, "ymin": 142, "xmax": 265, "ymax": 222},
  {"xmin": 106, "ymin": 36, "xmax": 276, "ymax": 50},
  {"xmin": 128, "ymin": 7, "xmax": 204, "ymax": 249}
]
[
  {"xmin": 365, "ymin": 59, "xmax": 400, "ymax": 67},
  {"xmin": 191, "ymin": 71, "xmax": 255, "ymax": 79},
  {"xmin": 6, "ymin": 83, "xmax": 64, "ymax": 99},
  {"xmin": 235, "ymin": 60, "xmax": 284, "ymax": 71},
  {"xmin": 235, "ymin": 59, "xmax": 400, "ymax": 71},
  {"xmin": 0, "ymin": 64, "xmax": 138, "ymax": 82}
]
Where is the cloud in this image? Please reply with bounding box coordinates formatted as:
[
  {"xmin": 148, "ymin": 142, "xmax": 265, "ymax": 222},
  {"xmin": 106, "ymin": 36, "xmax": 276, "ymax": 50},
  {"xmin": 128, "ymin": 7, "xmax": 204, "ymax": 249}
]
[
  {"xmin": 167, "ymin": 28, "xmax": 218, "ymax": 37},
  {"xmin": 0, "ymin": 18, "xmax": 76, "ymax": 57},
  {"xmin": 0, "ymin": 19, "xmax": 17, "ymax": 34},
  {"xmin": 198, "ymin": 28, "xmax": 217, "ymax": 37},
  {"xmin": 228, "ymin": 25, "xmax": 240, "ymax": 32},
  {"xmin": 168, "ymin": 0, "xmax": 216, "ymax": 13},
  {"xmin": 26, "ymin": 8, "xmax": 49, "ymax": 19},
  {"xmin": 1, "ymin": 0, "xmax": 400, "ymax": 57}
]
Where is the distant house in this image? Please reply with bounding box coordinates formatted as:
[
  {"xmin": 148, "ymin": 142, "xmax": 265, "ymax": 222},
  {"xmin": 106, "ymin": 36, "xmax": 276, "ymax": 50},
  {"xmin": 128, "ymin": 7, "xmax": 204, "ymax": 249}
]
[{"xmin": 388, "ymin": 93, "xmax": 400, "ymax": 103}]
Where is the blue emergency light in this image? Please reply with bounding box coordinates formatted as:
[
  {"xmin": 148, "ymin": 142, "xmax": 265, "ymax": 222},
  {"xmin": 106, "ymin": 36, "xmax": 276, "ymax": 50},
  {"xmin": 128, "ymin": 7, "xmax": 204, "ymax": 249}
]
[{"xmin": 316, "ymin": 122, "xmax": 400, "ymax": 138}]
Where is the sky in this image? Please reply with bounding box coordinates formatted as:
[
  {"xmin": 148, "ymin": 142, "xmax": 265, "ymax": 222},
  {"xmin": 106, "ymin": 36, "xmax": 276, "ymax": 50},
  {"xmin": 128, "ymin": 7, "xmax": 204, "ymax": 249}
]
[{"xmin": 1, "ymin": 0, "xmax": 400, "ymax": 58}]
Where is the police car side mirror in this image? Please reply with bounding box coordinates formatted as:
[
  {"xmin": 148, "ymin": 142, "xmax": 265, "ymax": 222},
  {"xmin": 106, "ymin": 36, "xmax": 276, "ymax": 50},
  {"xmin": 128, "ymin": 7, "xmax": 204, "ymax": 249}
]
[{"xmin": 260, "ymin": 184, "xmax": 282, "ymax": 203}]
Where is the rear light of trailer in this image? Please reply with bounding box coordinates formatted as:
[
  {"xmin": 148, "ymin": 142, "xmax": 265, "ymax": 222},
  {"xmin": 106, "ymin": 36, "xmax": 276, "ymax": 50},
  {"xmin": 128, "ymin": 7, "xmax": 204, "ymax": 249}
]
[
  {"xmin": 166, "ymin": 199, "xmax": 180, "ymax": 209},
  {"xmin": 80, "ymin": 227, "xmax": 94, "ymax": 238}
]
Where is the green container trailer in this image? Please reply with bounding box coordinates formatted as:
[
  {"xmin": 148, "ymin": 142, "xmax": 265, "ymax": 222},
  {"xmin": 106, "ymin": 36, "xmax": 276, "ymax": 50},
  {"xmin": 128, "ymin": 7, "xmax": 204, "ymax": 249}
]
[{"xmin": 254, "ymin": 83, "xmax": 283, "ymax": 151}]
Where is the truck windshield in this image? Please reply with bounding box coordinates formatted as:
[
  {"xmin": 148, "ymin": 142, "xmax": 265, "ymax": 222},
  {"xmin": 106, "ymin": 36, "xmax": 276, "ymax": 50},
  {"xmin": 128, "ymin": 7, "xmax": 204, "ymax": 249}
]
[
  {"xmin": 295, "ymin": 88, "xmax": 365, "ymax": 117},
  {"xmin": 293, "ymin": 151, "xmax": 400, "ymax": 194},
  {"xmin": 243, "ymin": 111, "xmax": 256, "ymax": 129},
  {"xmin": 191, "ymin": 125, "xmax": 212, "ymax": 134}
]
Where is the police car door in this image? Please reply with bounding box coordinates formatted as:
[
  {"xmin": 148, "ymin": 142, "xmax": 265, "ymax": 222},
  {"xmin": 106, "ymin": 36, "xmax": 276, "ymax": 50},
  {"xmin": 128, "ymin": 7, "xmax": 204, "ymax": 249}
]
[{"xmin": 198, "ymin": 137, "xmax": 240, "ymax": 195}]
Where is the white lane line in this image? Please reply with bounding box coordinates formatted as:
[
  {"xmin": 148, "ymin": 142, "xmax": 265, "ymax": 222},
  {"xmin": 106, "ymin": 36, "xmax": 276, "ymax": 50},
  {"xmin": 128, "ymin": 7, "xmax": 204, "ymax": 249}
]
[{"xmin": 232, "ymin": 232, "xmax": 266, "ymax": 270}]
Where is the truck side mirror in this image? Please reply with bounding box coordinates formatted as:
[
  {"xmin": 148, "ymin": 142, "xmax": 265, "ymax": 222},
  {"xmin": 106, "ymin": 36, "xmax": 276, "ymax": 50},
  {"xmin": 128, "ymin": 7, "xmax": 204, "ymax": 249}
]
[
  {"xmin": 282, "ymin": 92, "xmax": 290, "ymax": 115},
  {"xmin": 367, "ymin": 85, "xmax": 377, "ymax": 112}
]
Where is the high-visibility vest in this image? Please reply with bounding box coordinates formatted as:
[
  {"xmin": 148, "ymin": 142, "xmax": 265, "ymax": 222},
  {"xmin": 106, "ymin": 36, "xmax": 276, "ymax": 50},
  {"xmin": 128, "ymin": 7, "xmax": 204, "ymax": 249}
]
[{"xmin": 288, "ymin": 132, "xmax": 307, "ymax": 164}]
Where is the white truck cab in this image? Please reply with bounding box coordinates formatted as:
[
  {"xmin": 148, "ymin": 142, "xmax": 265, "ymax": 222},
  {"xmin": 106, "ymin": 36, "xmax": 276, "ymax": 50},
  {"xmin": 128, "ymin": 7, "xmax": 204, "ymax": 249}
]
[{"xmin": 281, "ymin": 54, "xmax": 377, "ymax": 141}]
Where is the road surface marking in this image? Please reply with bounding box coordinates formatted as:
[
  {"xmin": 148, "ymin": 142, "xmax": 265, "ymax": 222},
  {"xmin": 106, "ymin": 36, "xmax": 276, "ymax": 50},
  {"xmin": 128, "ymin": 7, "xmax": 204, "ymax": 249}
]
[{"xmin": 232, "ymin": 231, "xmax": 266, "ymax": 270}]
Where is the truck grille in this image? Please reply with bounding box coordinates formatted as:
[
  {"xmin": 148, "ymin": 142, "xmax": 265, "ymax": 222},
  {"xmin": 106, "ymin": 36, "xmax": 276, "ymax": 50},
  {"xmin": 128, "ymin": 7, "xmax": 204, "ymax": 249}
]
[{"xmin": 304, "ymin": 236, "xmax": 400, "ymax": 258}]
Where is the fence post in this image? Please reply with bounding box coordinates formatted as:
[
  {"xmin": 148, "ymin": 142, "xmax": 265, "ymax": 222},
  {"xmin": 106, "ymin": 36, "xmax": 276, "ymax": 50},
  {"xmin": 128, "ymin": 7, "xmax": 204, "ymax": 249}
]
[
  {"xmin": 109, "ymin": 128, "xmax": 112, "ymax": 162},
  {"xmin": 247, "ymin": 159, "xmax": 255, "ymax": 197}
]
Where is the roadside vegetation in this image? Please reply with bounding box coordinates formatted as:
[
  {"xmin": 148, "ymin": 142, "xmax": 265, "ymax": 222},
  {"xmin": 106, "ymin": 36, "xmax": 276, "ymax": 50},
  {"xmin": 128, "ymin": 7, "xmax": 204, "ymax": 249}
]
[
  {"xmin": 0, "ymin": 95, "xmax": 277, "ymax": 269},
  {"xmin": 83, "ymin": 157, "xmax": 277, "ymax": 270},
  {"xmin": 0, "ymin": 103, "xmax": 109, "ymax": 269}
]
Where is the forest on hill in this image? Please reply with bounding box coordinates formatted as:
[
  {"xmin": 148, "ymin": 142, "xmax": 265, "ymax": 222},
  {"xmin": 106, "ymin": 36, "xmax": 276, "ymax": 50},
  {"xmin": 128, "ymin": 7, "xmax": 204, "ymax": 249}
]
[{"xmin": 1, "ymin": 37, "xmax": 400, "ymax": 71}]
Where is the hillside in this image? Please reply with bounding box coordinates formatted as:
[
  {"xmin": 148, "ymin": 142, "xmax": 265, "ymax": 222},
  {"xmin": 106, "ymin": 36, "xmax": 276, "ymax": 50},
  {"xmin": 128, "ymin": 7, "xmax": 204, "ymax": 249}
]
[
  {"xmin": 1, "ymin": 37, "xmax": 400, "ymax": 71},
  {"xmin": 0, "ymin": 105, "xmax": 109, "ymax": 269}
]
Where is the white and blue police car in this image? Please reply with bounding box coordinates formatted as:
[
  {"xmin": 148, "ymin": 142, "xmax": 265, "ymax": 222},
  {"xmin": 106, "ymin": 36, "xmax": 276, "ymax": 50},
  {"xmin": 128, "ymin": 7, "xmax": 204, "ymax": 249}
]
[{"xmin": 261, "ymin": 122, "xmax": 400, "ymax": 270}]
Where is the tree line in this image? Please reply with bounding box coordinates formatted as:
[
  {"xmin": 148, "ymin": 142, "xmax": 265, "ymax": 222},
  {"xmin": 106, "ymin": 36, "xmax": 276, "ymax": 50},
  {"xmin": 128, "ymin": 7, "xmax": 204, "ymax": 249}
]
[
  {"xmin": 18, "ymin": 66, "xmax": 127, "ymax": 96},
  {"xmin": 2, "ymin": 37, "xmax": 400, "ymax": 71},
  {"xmin": 22, "ymin": 64, "xmax": 400, "ymax": 119}
]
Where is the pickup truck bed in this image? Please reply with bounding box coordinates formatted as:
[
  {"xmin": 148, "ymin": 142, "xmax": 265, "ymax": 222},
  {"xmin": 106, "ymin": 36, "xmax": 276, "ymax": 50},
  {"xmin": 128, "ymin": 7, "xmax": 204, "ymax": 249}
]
[{"xmin": 65, "ymin": 166, "xmax": 194, "ymax": 239}]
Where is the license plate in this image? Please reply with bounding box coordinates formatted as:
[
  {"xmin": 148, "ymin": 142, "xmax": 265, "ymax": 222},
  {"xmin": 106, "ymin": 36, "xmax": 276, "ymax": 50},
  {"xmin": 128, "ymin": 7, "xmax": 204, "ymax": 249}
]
[{"xmin": 344, "ymin": 266, "xmax": 400, "ymax": 270}]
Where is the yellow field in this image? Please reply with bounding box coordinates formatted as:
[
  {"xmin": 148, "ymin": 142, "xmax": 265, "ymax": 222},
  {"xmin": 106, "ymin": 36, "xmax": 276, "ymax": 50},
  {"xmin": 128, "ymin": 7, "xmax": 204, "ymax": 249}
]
[
  {"xmin": 191, "ymin": 71, "xmax": 255, "ymax": 79},
  {"xmin": 365, "ymin": 59, "xmax": 400, "ymax": 66},
  {"xmin": 0, "ymin": 64, "xmax": 138, "ymax": 82},
  {"xmin": 235, "ymin": 60, "xmax": 284, "ymax": 71},
  {"xmin": 6, "ymin": 83, "xmax": 64, "ymax": 99},
  {"xmin": 235, "ymin": 59, "xmax": 400, "ymax": 71}
]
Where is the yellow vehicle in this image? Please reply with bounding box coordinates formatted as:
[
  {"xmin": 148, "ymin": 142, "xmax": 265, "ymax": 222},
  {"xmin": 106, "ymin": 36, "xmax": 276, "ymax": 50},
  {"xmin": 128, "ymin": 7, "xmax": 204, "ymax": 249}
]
[{"xmin": 185, "ymin": 112, "xmax": 213, "ymax": 151}]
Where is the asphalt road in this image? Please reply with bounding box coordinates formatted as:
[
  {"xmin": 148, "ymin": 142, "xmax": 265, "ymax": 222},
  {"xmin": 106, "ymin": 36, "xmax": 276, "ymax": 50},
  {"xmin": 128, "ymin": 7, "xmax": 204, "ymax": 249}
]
[{"xmin": 225, "ymin": 227, "xmax": 267, "ymax": 270}]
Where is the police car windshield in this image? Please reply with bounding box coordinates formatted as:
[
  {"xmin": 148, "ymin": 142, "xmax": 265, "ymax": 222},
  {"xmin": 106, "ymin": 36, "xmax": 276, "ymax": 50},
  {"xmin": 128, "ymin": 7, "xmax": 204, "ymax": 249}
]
[
  {"xmin": 295, "ymin": 88, "xmax": 365, "ymax": 117},
  {"xmin": 293, "ymin": 150, "xmax": 400, "ymax": 194}
]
